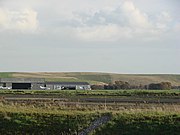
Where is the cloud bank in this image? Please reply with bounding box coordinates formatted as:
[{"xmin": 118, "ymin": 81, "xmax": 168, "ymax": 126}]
[
  {"xmin": 69, "ymin": 1, "xmax": 177, "ymax": 41},
  {"xmin": 0, "ymin": 8, "xmax": 38, "ymax": 32},
  {"xmin": 0, "ymin": 0, "xmax": 178, "ymax": 41}
]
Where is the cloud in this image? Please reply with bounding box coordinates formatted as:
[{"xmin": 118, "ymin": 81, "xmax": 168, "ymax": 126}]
[
  {"xmin": 0, "ymin": 0, "xmax": 178, "ymax": 42},
  {"xmin": 0, "ymin": 8, "xmax": 8, "ymax": 27},
  {"xmin": 73, "ymin": 1, "xmax": 179, "ymax": 42},
  {"xmin": 0, "ymin": 8, "xmax": 38, "ymax": 32},
  {"xmin": 76, "ymin": 24, "xmax": 132, "ymax": 41},
  {"xmin": 121, "ymin": 1, "xmax": 152, "ymax": 29},
  {"xmin": 68, "ymin": 1, "xmax": 159, "ymax": 41},
  {"xmin": 156, "ymin": 11, "xmax": 172, "ymax": 30},
  {"xmin": 174, "ymin": 23, "xmax": 180, "ymax": 32}
]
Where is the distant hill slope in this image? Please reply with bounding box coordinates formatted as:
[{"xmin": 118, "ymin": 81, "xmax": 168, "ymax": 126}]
[{"xmin": 0, "ymin": 72, "xmax": 180, "ymax": 85}]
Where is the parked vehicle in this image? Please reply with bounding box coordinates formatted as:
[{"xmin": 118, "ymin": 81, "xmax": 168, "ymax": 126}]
[
  {"xmin": 0, "ymin": 86, "xmax": 12, "ymax": 90},
  {"xmin": 40, "ymin": 86, "xmax": 50, "ymax": 90}
]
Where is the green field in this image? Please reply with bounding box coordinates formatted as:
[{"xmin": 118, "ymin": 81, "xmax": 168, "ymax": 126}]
[
  {"xmin": 0, "ymin": 72, "xmax": 180, "ymax": 134},
  {"xmin": 0, "ymin": 89, "xmax": 180, "ymax": 134},
  {"xmin": 0, "ymin": 72, "xmax": 12, "ymax": 78},
  {"xmin": 0, "ymin": 89, "xmax": 180, "ymax": 96},
  {"xmin": 0, "ymin": 103, "xmax": 179, "ymax": 135}
]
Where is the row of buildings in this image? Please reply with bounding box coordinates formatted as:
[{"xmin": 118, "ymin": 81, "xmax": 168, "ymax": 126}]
[{"xmin": 0, "ymin": 78, "xmax": 91, "ymax": 90}]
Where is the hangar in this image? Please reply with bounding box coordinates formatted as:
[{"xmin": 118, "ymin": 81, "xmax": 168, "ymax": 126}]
[{"xmin": 0, "ymin": 78, "xmax": 91, "ymax": 90}]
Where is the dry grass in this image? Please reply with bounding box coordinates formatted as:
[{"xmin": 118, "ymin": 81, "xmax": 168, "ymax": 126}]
[
  {"xmin": 9, "ymin": 72, "xmax": 180, "ymax": 85},
  {"xmin": 1, "ymin": 100, "xmax": 180, "ymax": 115}
]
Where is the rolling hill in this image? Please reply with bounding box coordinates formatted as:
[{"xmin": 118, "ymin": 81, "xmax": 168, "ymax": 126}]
[{"xmin": 0, "ymin": 72, "xmax": 180, "ymax": 85}]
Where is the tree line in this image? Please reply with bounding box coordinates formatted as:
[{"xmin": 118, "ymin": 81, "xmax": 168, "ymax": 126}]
[{"xmin": 91, "ymin": 81, "xmax": 180, "ymax": 90}]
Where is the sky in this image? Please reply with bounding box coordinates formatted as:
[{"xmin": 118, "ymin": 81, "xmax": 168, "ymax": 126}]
[{"xmin": 0, "ymin": 0, "xmax": 180, "ymax": 73}]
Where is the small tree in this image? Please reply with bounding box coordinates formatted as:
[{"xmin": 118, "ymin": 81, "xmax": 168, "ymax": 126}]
[
  {"xmin": 160, "ymin": 82, "xmax": 171, "ymax": 90},
  {"xmin": 148, "ymin": 82, "xmax": 172, "ymax": 90}
]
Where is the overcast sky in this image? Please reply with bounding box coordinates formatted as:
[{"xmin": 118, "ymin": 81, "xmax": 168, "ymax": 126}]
[{"xmin": 0, "ymin": 0, "xmax": 180, "ymax": 73}]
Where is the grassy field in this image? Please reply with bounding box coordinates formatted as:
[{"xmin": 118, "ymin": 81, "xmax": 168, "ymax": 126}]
[
  {"xmin": 0, "ymin": 72, "xmax": 180, "ymax": 134},
  {"xmin": 0, "ymin": 72, "xmax": 180, "ymax": 85},
  {"xmin": 0, "ymin": 89, "xmax": 179, "ymax": 134},
  {"xmin": 0, "ymin": 89, "xmax": 180, "ymax": 96},
  {"xmin": 0, "ymin": 102, "xmax": 179, "ymax": 135},
  {"xmin": 0, "ymin": 72, "xmax": 12, "ymax": 78}
]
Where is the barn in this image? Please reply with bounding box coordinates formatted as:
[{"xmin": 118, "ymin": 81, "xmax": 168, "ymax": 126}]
[
  {"xmin": 0, "ymin": 78, "xmax": 45, "ymax": 90},
  {"xmin": 0, "ymin": 78, "xmax": 91, "ymax": 90},
  {"xmin": 46, "ymin": 82, "xmax": 91, "ymax": 90}
]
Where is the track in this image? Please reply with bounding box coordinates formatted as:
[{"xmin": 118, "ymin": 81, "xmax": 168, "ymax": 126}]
[{"xmin": 2, "ymin": 95, "xmax": 180, "ymax": 104}]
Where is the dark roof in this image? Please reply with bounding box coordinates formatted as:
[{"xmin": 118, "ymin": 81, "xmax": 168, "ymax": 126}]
[{"xmin": 46, "ymin": 82, "xmax": 90, "ymax": 85}]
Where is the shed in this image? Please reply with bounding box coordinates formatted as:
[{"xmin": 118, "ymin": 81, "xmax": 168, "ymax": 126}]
[
  {"xmin": 46, "ymin": 82, "xmax": 91, "ymax": 90},
  {"xmin": 0, "ymin": 78, "xmax": 45, "ymax": 90}
]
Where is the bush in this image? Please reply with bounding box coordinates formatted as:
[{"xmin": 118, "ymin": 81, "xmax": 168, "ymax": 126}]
[{"xmin": 0, "ymin": 112, "xmax": 179, "ymax": 135}]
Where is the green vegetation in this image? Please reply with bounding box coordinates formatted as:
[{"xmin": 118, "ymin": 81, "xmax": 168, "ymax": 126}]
[
  {"xmin": 0, "ymin": 109, "xmax": 95, "ymax": 135},
  {"xmin": 0, "ymin": 88, "xmax": 180, "ymax": 134},
  {"xmin": 0, "ymin": 72, "xmax": 180, "ymax": 134},
  {"xmin": 0, "ymin": 72, "xmax": 12, "ymax": 78},
  {"xmin": 0, "ymin": 89, "xmax": 180, "ymax": 97},
  {"xmin": 0, "ymin": 104, "xmax": 179, "ymax": 135},
  {"xmin": 96, "ymin": 112, "xmax": 180, "ymax": 135}
]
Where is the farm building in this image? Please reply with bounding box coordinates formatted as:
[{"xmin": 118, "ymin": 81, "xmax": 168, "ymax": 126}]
[
  {"xmin": 46, "ymin": 82, "xmax": 91, "ymax": 90},
  {"xmin": 0, "ymin": 78, "xmax": 91, "ymax": 90},
  {"xmin": 0, "ymin": 78, "xmax": 45, "ymax": 90}
]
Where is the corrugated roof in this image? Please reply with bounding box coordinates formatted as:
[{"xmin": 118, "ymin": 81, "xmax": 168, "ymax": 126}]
[{"xmin": 46, "ymin": 82, "xmax": 90, "ymax": 85}]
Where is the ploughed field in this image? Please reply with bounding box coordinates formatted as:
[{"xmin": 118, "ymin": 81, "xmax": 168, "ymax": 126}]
[
  {"xmin": 1, "ymin": 90, "xmax": 180, "ymax": 104},
  {"xmin": 0, "ymin": 90, "xmax": 180, "ymax": 135}
]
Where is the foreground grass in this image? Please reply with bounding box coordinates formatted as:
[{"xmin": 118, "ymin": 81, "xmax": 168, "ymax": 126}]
[
  {"xmin": 0, "ymin": 89, "xmax": 180, "ymax": 134},
  {"xmin": 0, "ymin": 103, "xmax": 180, "ymax": 135},
  {"xmin": 0, "ymin": 111, "xmax": 179, "ymax": 135}
]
